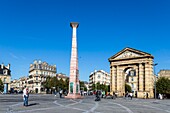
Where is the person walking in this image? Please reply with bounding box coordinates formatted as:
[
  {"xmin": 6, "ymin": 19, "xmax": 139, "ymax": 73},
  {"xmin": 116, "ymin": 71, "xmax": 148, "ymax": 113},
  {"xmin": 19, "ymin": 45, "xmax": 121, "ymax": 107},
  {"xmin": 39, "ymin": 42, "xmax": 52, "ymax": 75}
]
[
  {"xmin": 23, "ymin": 86, "xmax": 29, "ymax": 107},
  {"xmin": 59, "ymin": 89, "xmax": 63, "ymax": 98},
  {"xmin": 54, "ymin": 90, "xmax": 57, "ymax": 97},
  {"xmin": 129, "ymin": 92, "xmax": 133, "ymax": 100},
  {"xmin": 95, "ymin": 91, "xmax": 100, "ymax": 101}
]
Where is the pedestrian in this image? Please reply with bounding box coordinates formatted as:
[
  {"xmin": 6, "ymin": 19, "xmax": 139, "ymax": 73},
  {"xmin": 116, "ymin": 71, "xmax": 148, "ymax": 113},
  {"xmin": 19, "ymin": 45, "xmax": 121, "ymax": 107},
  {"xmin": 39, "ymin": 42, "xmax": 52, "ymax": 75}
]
[
  {"xmin": 95, "ymin": 91, "xmax": 100, "ymax": 101},
  {"xmin": 146, "ymin": 93, "xmax": 149, "ymax": 99},
  {"xmin": 23, "ymin": 86, "xmax": 29, "ymax": 107},
  {"xmin": 125, "ymin": 91, "xmax": 128, "ymax": 99},
  {"xmin": 129, "ymin": 92, "xmax": 133, "ymax": 100},
  {"xmin": 54, "ymin": 90, "xmax": 57, "ymax": 97},
  {"xmin": 113, "ymin": 92, "xmax": 116, "ymax": 99},
  {"xmin": 59, "ymin": 89, "xmax": 63, "ymax": 98},
  {"xmin": 159, "ymin": 93, "xmax": 162, "ymax": 99},
  {"xmin": 143, "ymin": 92, "xmax": 146, "ymax": 99}
]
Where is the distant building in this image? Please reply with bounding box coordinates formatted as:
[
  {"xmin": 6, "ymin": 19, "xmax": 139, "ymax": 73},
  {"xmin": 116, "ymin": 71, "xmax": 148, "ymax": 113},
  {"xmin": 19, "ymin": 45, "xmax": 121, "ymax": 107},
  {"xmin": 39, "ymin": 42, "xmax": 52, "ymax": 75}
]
[
  {"xmin": 28, "ymin": 60, "xmax": 56, "ymax": 93},
  {"xmin": 56, "ymin": 73, "xmax": 69, "ymax": 81},
  {"xmin": 89, "ymin": 70, "xmax": 110, "ymax": 90},
  {"xmin": 10, "ymin": 76, "xmax": 28, "ymax": 92},
  {"xmin": 158, "ymin": 70, "xmax": 170, "ymax": 79},
  {"xmin": 10, "ymin": 79, "xmax": 20, "ymax": 91},
  {"xmin": 81, "ymin": 81, "xmax": 89, "ymax": 91},
  {"xmin": 0, "ymin": 63, "xmax": 11, "ymax": 93}
]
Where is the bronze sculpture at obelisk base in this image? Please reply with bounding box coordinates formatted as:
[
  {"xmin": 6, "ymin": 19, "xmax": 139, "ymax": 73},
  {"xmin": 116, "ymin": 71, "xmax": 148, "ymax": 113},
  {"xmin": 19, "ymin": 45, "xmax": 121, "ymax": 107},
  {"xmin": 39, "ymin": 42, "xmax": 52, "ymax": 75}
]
[{"xmin": 65, "ymin": 22, "xmax": 82, "ymax": 99}]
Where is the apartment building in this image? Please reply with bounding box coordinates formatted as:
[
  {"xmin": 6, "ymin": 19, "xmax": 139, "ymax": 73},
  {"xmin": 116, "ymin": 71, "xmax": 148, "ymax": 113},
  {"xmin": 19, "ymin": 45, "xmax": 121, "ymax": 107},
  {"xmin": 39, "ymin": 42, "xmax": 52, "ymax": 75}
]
[
  {"xmin": 0, "ymin": 63, "xmax": 11, "ymax": 93},
  {"xmin": 158, "ymin": 70, "xmax": 170, "ymax": 79},
  {"xmin": 89, "ymin": 70, "xmax": 110, "ymax": 90},
  {"xmin": 28, "ymin": 60, "xmax": 56, "ymax": 93}
]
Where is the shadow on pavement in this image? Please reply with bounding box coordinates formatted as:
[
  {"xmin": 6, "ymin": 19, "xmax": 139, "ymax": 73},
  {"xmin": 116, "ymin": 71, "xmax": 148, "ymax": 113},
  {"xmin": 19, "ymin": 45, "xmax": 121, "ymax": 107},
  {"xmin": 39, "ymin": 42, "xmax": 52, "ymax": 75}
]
[{"xmin": 28, "ymin": 103, "xmax": 40, "ymax": 106}]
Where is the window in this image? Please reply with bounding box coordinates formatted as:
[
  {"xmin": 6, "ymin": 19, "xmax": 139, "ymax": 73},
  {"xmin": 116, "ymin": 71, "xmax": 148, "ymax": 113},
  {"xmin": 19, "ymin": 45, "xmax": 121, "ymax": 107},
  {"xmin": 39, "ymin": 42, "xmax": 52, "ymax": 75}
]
[
  {"xmin": 36, "ymin": 71, "xmax": 38, "ymax": 74},
  {"xmin": 132, "ymin": 83, "xmax": 134, "ymax": 88},
  {"xmin": 3, "ymin": 70, "xmax": 7, "ymax": 75},
  {"xmin": 97, "ymin": 74, "xmax": 101, "ymax": 79},
  {"xmin": 34, "ymin": 64, "xmax": 36, "ymax": 68},
  {"xmin": 131, "ymin": 77, "xmax": 134, "ymax": 81},
  {"xmin": 36, "ymin": 77, "xmax": 38, "ymax": 80},
  {"xmin": 39, "ymin": 64, "xmax": 41, "ymax": 69},
  {"xmin": 130, "ymin": 70, "xmax": 136, "ymax": 76},
  {"xmin": 4, "ymin": 78, "xmax": 6, "ymax": 83}
]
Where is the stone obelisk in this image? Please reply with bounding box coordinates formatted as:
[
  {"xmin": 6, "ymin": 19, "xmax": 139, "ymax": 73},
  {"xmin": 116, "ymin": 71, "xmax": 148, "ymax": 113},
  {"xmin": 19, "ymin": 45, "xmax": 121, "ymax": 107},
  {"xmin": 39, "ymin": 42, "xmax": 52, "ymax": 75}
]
[{"xmin": 65, "ymin": 22, "xmax": 82, "ymax": 99}]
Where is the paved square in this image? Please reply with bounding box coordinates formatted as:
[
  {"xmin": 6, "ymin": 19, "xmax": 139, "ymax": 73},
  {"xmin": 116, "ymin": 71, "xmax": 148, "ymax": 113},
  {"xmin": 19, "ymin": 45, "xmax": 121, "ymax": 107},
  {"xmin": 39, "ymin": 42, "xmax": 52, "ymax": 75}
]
[{"xmin": 0, "ymin": 94, "xmax": 170, "ymax": 113}]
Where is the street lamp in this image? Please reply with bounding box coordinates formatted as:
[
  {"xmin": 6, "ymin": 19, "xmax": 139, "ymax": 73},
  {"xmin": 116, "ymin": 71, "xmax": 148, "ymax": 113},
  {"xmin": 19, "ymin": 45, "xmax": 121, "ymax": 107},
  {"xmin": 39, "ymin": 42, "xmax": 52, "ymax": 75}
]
[{"xmin": 153, "ymin": 63, "xmax": 158, "ymax": 99}]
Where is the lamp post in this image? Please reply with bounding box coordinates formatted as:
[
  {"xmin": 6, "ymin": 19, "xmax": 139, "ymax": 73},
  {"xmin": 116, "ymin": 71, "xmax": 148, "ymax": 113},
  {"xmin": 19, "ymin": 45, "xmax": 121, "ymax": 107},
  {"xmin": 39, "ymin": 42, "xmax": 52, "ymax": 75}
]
[{"xmin": 153, "ymin": 63, "xmax": 158, "ymax": 99}]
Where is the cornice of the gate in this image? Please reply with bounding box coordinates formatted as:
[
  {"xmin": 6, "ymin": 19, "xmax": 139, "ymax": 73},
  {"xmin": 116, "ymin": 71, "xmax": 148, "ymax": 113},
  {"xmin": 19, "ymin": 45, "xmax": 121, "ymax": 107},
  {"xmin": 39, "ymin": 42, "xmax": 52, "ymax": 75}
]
[{"xmin": 108, "ymin": 47, "xmax": 154, "ymax": 62}]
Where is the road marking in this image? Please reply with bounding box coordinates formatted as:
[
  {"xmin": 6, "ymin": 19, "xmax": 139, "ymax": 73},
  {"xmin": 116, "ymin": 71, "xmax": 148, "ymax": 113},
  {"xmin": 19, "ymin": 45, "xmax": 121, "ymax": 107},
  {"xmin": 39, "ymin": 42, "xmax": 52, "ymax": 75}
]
[
  {"xmin": 53, "ymin": 100, "xmax": 64, "ymax": 107},
  {"xmin": 142, "ymin": 104, "xmax": 170, "ymax": 113},
  {"xmin": 53, "ymin": 100, "xmax": 86, "ymax": 112},
  {"xmin": 7, "ymin": 102, "xmax": 23, "ymax": 113},
  {"xmin": 16, "ymin": 107, "xmax": 57, "ymax": 113},
  {"xmin": 83, "ymin": 102, "xmax": 99, "ymax": 113},
  {"xmin": 108, "ymin": 102, "xmax": 133, "ymax": 113}
]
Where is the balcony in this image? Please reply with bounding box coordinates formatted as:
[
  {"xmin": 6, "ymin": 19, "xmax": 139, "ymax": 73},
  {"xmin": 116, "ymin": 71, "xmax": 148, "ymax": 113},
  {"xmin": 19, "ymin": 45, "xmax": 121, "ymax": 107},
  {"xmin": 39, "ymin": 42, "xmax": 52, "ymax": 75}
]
[
  {"xmin": 33, "ymin": 80, "xmax": 41, "ymax": 83},
  {"xmin": 28, "ymin": 80, "xmax": 33, "ymax": 84}
]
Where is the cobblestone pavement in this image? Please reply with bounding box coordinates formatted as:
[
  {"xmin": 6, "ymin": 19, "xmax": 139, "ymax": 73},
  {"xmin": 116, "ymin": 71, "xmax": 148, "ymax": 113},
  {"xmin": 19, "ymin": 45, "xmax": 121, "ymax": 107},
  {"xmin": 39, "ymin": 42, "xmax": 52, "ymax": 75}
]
[{"xmin": 0, "ymin": 94, "xmax": 170, "ymax": 113}]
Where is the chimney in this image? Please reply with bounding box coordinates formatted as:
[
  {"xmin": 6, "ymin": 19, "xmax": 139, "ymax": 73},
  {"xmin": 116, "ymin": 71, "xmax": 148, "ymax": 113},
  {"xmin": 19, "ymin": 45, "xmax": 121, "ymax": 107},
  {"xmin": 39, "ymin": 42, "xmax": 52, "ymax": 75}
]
[
  {"xmin": 7, "ymin": 64, "xmax": 10, "ymax": 70},
  {"xmin": 1, "ymin": 63, "xmax": 4, "ymax": 69}
]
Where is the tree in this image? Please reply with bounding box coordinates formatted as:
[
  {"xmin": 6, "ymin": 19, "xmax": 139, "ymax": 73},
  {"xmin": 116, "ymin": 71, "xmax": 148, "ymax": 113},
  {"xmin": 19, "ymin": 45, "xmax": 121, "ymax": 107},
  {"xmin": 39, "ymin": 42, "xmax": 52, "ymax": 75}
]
[
  {"xmin": 80, "ymin": 81, "xmax": 87, "ymax": 91},
  {"xmin": 125, "ymin": 83, "xmax": 132, "ymax": 93},
  {"xmin": 96, "ymin": 82, "xmax": 101, "ymax": 90},
  {"xmin": 43, "ymin": 76, "xmax": 52, "ymax": 93},
  {"xmin": 91, "ymin": 83, "xmax": 96, "ymax": 91},
  {"xmin": 63, "ymin": 78, "xmax": 69, "ymax": 91},
  {"xmin": 156, "ymin": 77, "xmax": 170, "ymax": 95},
  {"xmin": 0, "ymin": 78, "xmax": 4, "ymax": 92},
  {"xmin": 59, "ymin": 78, "xmax": 64, "ymax": 90}
]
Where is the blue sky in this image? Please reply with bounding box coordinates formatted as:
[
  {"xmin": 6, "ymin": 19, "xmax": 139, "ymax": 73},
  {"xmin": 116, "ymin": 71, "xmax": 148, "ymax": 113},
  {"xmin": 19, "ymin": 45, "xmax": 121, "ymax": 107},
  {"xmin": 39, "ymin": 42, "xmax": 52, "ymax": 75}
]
[{"xmin": 0, "ymin": 0, "xmax": 170, "ymax": 81}]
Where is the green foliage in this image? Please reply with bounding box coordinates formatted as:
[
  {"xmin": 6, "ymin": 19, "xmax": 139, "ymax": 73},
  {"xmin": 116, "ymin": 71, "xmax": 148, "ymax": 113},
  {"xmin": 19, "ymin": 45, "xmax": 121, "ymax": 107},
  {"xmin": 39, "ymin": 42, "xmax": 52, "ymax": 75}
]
[
  {"xmin": 43, "ymin": 76, "xmax": 70, "ymax": 92},
  {"xmin": 43, "ymin": 76, "xmax": 52, "ymax": 89},
  {"xmin": 156, "ymin": 77, "xmax": 170, "ymax": 94},
  {"xmin": 80, "ymin": 81, "xmax": 87, "ymax": 91},
  {"xmin": 63, "ymin": 78, "xmax": 69, "ymax": 91},
  {"xmin": 92, "ymin": 83, "xmax": 96, "ymax": 91},
  {"xmin": 91, "ymin": 82, "xmax": 109, "ymax": 92},
  {"xmin": 125, "ymin": 83, "xmax": 132, "ymax": 92},
  {"xmin": 59, "ymin": 78, "xmax": 64, "ymax": 90},
  {"xmin": 0, "ymin": 78, "xmax": 4, "ymax": 92}
]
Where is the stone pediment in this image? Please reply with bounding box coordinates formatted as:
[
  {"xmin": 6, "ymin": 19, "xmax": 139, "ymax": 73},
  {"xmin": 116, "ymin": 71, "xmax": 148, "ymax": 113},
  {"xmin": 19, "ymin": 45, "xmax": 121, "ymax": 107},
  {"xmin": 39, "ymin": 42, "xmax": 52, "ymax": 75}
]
[
  {"xmin": 109, "ymin": 47, "xmax": 153, "ymax": 61},
  {"xmin": 115, "ymin": 50, "xmax": 142, "ymax": 59}
]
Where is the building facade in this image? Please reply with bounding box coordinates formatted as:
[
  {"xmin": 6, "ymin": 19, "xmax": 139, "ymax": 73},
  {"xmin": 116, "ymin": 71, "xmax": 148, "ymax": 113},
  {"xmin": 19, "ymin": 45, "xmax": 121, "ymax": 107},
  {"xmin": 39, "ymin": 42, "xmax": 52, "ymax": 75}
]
[
  {"xmin": 28, "ymin": 60, "xmax": 56, "ymax": 93},
  {"xmin": 0, "ymin": 63, "xmax": 11, "ymax": 93},
  {"xmin": 109, "ymin": 47, "xmax": 155, "ymax": 98},
  {"xmin": 89, "ymin": 70, "xmax": 110, "ymax": 90},
  {"xmin": 56, "ymin": 73, "xmax": 69, "ymax": 81},
  {"xmin": 158, "ymin": 70, "xmax": 170, "ymax": 79}
]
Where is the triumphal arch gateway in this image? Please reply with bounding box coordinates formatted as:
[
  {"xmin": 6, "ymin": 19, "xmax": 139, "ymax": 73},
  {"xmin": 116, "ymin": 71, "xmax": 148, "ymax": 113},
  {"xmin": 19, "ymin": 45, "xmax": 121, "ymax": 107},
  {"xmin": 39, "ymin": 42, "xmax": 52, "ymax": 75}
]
[{"xmin": 109, "ymin": 47, "xmax": 155, "ymax": 98}]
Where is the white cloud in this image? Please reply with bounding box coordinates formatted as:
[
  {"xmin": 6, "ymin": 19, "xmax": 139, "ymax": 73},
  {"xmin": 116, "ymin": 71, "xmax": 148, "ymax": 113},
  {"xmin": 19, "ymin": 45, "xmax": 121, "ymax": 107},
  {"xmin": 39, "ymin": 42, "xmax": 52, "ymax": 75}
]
[{"xmin": 9, "ymin": 53, "xmax": 19, "ymax": 59}]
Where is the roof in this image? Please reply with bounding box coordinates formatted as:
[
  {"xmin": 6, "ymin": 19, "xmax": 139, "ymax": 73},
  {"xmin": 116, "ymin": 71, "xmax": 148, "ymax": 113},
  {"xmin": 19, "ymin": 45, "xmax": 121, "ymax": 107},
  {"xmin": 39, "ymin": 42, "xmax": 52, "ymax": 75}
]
[{"xmin": 108, "ymin": 47, "xmax": 154, "ymax": 61}]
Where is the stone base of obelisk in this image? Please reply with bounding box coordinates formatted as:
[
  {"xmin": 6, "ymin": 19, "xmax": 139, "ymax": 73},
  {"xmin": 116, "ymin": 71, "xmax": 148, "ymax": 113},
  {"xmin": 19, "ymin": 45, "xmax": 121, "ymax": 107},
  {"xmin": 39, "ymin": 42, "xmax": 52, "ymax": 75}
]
[{"xmin": 65, "ymin": 93, "xmax": 83, "ymax": 99}]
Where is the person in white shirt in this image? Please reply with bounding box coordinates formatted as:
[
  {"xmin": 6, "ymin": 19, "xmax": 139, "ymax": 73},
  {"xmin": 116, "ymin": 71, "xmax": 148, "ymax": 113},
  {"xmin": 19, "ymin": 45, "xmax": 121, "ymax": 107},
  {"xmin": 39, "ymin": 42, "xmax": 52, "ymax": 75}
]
[
  {"xmin": 23, "ymin": 86, "xmax": 29, "ymax": 106},
  {"xmin": 59, "ymin": 90, "xmax": 63, "ymax": 98},
  {"xmin": 129, "ymin": 92, "xmax": 133, "ymax": 100}
]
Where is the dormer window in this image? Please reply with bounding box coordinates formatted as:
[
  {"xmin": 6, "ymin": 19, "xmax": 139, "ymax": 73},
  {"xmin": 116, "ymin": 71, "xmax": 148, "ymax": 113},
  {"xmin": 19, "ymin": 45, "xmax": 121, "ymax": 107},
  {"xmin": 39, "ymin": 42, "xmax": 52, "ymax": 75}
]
[{"xmin": 3, "ymin": 70, "xmax": 7, "ymax": 75}]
